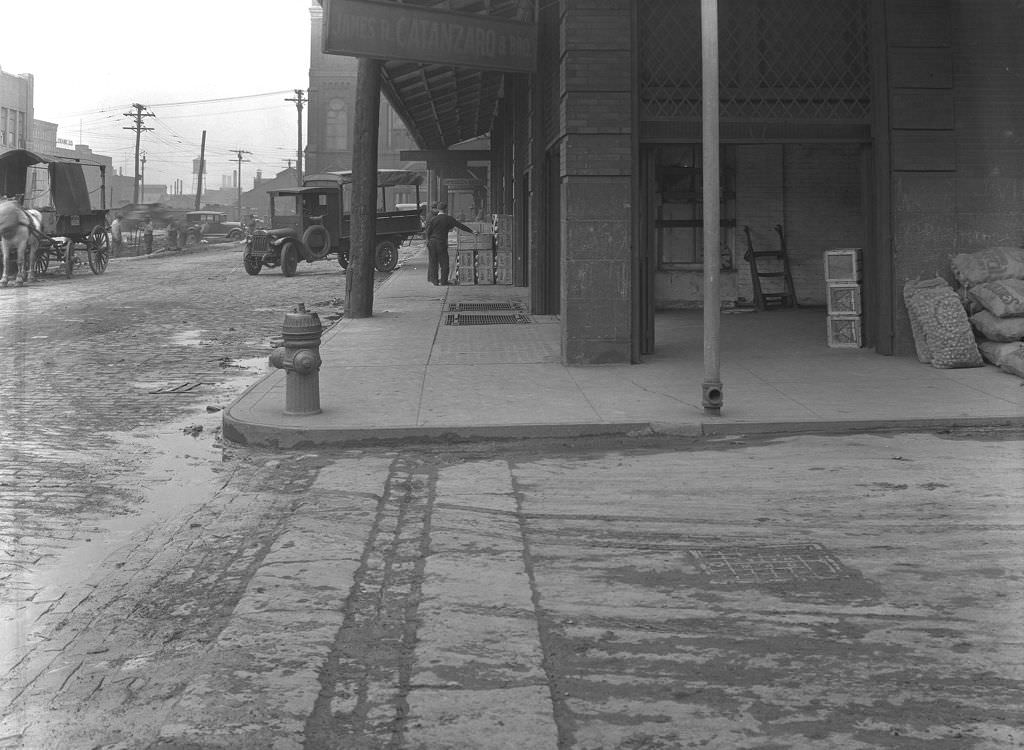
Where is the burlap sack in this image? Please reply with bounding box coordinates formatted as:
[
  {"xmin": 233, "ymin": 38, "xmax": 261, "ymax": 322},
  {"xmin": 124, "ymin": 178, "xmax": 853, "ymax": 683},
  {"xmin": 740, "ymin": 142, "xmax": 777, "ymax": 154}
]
[
  {"xmin": 970, "ymin": 310, "xmax": 1024, "ymax": 342},
  {"xmin": 998, "ymin": 347, "xmax": 1024, "ymax": 379},
  {"xmin": 903, "ymin": 278, "xmax": 983, "ymax": 368},
  {"xmin": 967, "ymin": 278, "xmax": 1024, "ymax": 318},
  {"xmin": 977, "ymin": 340, "xmax": 1024, "ymax": 366},
  {"xmin": 951, "ymin": 246, "xmax": 1024, "ymax": 288}
]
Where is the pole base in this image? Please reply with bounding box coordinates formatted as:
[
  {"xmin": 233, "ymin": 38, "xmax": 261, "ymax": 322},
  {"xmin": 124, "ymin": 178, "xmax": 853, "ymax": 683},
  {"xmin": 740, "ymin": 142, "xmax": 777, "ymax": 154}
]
[{"xmin": 701, "ymin": 380, "xmax": 724, "ymax": 411}]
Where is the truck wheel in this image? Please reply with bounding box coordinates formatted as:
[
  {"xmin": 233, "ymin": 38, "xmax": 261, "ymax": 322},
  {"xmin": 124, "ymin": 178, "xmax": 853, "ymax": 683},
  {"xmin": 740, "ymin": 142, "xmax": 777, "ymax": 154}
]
[
  {"xmin": 374, "ymin": 239, "xmax": 399, "ymax": 272},
  {"xmin": 243, "ymin": 252, "xmax": 261, "ymax": 275},
  {"xmin": 281, "ymin": 242, "xmax": 299, "ymax": 277},
  {"xmin": 337, "ymin": 243, "xmax": 350, "ymax": 269},
  {"xmin": 302, "ymin": 225, "xmax": 331, "ymax": 260}
]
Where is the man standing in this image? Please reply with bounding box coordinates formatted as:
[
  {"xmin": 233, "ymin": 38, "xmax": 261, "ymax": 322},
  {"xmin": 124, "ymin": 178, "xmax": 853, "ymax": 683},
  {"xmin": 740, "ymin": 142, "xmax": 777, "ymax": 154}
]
[
  {"xmin": 143, "ymin": 219, "xmax": 154, "ymax": 254},
  {"xmin": 110, "ymin": 214, "xmax": 123, "ymax": 256},
  {"xmin": 423, "ymin": 202, "xmax": 474, "ymax": 285}
]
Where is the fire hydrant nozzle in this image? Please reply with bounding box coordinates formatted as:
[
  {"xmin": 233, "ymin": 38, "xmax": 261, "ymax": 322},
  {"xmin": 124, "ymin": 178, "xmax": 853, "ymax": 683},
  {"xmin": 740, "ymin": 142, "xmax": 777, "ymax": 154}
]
[{"xmin": 269, "ymin": 303, "xmax": 323, "ymax": 415}]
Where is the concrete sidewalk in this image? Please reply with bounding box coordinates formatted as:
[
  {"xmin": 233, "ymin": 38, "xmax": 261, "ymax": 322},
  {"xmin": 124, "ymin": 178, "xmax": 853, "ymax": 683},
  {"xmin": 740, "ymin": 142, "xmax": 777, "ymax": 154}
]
[{"xmin": 223, "ymin": 248, "xmax": 1024, "ymax": 447}]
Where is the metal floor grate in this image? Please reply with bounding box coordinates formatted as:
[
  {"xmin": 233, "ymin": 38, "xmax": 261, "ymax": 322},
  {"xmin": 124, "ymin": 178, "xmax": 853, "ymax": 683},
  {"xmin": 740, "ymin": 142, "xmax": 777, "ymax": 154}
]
[
  {"xmin": 689, "ymin": 543, "xmax": 852, "ymax": 585},
  {"xmin": 444, "ymin": 312, "xmax": 531, "ymax": 326},
  {"xmin": 447, "ymin": 301, "xmax": 525, "ymax": 312}
]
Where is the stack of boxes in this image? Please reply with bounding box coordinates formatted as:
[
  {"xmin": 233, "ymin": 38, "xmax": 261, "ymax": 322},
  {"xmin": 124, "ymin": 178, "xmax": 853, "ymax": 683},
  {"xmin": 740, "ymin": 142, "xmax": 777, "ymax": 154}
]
[
  {"xmin": 824, "ymin": 248, "xmax": 863, "ymax": 348},
  {"xmin": 453, "ymin": 221, "xmax": 493, "ymax": 284},
  {"xmin": 450, "ymin": 217, "xmax": 514, "ymax": 285},
  {"xmin": 493, "ymin": 214, "xmax": 513, "ymax": 285}
]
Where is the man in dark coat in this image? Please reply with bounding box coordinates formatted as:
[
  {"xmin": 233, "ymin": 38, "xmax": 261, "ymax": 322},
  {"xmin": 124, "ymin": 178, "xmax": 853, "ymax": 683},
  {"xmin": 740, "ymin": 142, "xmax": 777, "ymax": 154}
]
[{"xmin": 423, "ymin": 202, "xmax": 474, "ymax": 285}]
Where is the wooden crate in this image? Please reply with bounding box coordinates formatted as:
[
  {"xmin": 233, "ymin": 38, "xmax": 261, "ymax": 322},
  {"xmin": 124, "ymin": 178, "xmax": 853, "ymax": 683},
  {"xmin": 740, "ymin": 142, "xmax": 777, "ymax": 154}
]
[
  {"xmin": 827, "ymin": 314, "xmax": 862, "ymax": 348},
  {"xmin": 475, "ymin": 249, "xmax": 495, "ymax": 285},
  {"xmin": 827, "ymin": 283, "xmax": 862, "ymax": 315},
  {"xmin": 447, "ymin": 249, "xmax": 459, "ymax": 284},
  {"xmin": 824, "ymin": 248, "xmax": 862, "ymax": 283},
  {"xmin": 457, "ymin": 263, "xmax": 477, "ymax": 285},
  {"xmin": 456, "ymin": 231, "xmax": 494, "ymax": 251},
  {"xmin": 492, "ymin": 213, "xmax": 513, "ymax": 237}
]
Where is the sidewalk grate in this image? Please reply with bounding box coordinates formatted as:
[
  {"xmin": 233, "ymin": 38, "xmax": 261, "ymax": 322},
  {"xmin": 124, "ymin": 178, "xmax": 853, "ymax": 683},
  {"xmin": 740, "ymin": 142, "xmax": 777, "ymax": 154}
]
[
  {"xmin": 689, "ymin": 543, "xmax": 852, "ymax": 585},
  {"xmin": 447, "ymin": 301, "xmax": 525, "ymax": 312},
  {"xmin": 444, "ymin": 313, "xmax": 531, "ymax": 326}
]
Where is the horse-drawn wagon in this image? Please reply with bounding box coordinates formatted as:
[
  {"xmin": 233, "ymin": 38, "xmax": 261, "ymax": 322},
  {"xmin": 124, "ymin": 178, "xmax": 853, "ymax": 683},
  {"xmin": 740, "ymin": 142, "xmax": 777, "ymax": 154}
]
[{"xmin": 0, "ymin": 149, "xmax": 110, "ymax": 284}]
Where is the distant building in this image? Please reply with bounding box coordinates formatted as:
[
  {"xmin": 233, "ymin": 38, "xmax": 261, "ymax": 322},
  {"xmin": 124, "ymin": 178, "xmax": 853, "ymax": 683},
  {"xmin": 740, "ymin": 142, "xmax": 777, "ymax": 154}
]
[
  {"xmin": 243, "ymin": 166, "xmax": 299, "ymax": 221},
  {"xmin": 29, "ymin": 119, "xmax": 57, "ymax": 154},
  {"xmin": 0, "ymin": 66, "xmax": 33, "ymax": 152},
  {"xmin": 305, "ymin": 3, "xmax": 416, "ymax": 174}
]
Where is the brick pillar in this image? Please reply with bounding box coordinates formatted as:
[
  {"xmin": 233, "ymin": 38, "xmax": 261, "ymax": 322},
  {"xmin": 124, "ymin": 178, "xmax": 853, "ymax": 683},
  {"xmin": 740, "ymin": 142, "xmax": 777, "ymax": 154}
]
[
  {"xmin": 883, "ymin": 0, "xmax": 955, "ymax": 355},
  {"xmin": 560, "ymin": 0, "xmax": 634, "ymax": 364}
]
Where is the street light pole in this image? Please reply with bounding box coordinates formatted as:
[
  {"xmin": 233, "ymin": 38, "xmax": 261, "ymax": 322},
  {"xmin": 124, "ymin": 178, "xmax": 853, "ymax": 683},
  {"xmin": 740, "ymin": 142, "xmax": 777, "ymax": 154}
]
[{"xmin": 701, "ymin": 0, "xmax": 724, "ymax": 414}]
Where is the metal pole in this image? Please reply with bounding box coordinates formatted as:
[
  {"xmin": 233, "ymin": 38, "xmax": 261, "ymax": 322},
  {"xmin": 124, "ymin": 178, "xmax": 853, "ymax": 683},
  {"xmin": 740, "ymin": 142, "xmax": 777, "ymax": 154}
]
[{"xmin": 701, "ymin": 0, "xmax": 724, "ymax": 414}]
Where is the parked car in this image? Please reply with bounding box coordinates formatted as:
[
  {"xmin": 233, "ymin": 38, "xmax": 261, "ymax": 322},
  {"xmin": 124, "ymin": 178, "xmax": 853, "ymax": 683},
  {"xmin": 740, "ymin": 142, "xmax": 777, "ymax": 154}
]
[
  {"xmin": 185, "ymin": 210, "xmax": 244, "ymax": 242},
  {"xmin": 243, "ymin": 169, "xmax": 424, "ymax": 276}
]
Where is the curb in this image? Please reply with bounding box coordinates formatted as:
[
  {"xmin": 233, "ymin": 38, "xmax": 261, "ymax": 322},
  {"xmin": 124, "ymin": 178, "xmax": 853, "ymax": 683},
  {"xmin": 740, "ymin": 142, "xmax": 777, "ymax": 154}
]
[{"xmin": 222, "ymin": 409, "xmax": 1024, "ymax": 449}]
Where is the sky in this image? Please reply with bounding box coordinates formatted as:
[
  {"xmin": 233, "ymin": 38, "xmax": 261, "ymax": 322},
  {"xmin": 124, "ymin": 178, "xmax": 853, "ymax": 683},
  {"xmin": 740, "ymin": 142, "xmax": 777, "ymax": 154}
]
[{"xmin": 1, "ymin": 0, "xmax": 314, "ymax": 192}]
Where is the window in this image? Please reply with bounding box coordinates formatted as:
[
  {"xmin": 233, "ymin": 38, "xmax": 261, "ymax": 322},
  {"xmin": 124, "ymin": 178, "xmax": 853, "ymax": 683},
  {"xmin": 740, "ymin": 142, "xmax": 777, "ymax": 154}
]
[
  {"xmin": 652, "ymin": 145, "xmax": 735, "ymax": 268},
  {"xmin": 325, "ymin": 98, "xmax": 348, "ymax": 152}
]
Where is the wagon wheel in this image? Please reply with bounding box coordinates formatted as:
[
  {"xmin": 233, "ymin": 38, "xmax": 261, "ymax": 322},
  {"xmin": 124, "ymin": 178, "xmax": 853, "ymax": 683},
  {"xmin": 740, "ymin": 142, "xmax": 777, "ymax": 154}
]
[
  {"xmin": 34, "ymin": 247, "xmax": 49, "ymax": 275},
  {"xmin": 374, "ymin": 239, "xmax": 399, "ymax": 273},
  {"xmin": 88, "ymin": 226, "xmax": 110, "ymax": 274}
]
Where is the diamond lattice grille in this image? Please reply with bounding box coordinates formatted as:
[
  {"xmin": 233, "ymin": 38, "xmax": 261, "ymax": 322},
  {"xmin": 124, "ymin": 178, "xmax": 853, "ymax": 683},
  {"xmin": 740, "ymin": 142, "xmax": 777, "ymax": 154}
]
[{"xmin": 640, "ymin": 0, "xmax": 871, "ymax": 123}]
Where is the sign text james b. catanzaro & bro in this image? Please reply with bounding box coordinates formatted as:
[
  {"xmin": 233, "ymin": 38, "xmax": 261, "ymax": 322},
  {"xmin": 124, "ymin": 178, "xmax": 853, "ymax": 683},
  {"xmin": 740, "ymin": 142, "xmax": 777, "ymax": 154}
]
[{"xmin": 324, "ymin": 0, "xmax": 537, "ymax": 74}]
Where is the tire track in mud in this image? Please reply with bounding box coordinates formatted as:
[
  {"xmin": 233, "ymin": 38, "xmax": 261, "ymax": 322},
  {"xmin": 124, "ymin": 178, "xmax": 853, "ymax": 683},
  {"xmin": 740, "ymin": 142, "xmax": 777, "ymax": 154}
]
[{"xmin": 305, "ymin": 455, "xmax": 436, "ymax": 749}]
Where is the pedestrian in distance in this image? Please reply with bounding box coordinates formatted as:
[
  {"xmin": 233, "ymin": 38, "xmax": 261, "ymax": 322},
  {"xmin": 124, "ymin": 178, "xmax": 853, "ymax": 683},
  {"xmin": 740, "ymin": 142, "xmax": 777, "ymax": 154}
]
[
  {"xmin": 143, "ymin": 219, "xmax": 154, "ymax": 254},
  {"xmin": 423, "ymin": 202, "xmax": 474, "ymax": 286},
  {"xmin": 110, "ymin": 214, "xmax": 123, "ymax": 256}
]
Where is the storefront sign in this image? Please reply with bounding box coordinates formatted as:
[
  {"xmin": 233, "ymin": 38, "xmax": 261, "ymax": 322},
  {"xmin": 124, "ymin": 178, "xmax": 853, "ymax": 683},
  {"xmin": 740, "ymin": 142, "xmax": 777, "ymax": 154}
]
[{"xmin": 324, "ymin": 0, "xmax": 537, "ymax": 73}]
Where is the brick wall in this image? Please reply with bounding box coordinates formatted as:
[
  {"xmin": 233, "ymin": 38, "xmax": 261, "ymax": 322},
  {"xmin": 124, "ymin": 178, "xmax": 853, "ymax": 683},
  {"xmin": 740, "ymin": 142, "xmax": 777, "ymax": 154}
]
[
  {"xmin": 733, "ymin": 144, "xmax": 865, "ymax": 307},
  {"xmin": 951, "ymin": 2, "xmax": 1024, "ymax": 250}
]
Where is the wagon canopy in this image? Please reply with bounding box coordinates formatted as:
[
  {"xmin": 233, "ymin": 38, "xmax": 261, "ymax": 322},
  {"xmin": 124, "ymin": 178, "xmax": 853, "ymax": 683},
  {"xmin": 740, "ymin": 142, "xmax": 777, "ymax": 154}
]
[{"xmin": 0, "ymin": 149, "xmax": 101, "ymax": 215}]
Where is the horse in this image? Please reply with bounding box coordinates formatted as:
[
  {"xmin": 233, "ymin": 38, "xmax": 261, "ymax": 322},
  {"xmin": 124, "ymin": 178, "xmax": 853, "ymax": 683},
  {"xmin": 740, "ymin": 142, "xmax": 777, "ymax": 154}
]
[{"xmin": 0, "ymin": 199, "xmax": 42, "ymax": 288}]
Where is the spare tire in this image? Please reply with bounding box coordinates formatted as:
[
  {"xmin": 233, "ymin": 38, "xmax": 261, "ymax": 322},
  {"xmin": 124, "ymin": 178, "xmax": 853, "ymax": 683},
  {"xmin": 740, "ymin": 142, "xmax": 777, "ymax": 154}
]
[{"xmin": 301, "ymin": 224, "xmax": 331, "ymax": 260}]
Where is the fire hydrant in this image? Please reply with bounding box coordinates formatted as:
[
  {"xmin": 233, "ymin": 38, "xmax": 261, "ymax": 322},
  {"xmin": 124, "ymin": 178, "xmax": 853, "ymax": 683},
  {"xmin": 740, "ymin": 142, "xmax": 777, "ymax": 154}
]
[{"xmin": 269, "ymin": 303, "xmax": 323, "ymax": 415}]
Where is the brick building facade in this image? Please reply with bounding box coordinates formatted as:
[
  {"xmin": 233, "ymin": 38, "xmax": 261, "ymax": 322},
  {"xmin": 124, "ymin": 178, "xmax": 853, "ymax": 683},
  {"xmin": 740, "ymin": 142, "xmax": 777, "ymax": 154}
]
[{"xmin": 328, "ymin": 0, "xmax": 1023, "ymax": 363}]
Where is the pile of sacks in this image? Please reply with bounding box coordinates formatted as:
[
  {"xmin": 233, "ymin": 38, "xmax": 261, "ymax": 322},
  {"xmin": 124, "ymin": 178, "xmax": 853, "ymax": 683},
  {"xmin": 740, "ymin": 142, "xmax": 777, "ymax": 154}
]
[{"xmin": 954, "ymin": 246, "xmax": 1024, "ymax": 379}]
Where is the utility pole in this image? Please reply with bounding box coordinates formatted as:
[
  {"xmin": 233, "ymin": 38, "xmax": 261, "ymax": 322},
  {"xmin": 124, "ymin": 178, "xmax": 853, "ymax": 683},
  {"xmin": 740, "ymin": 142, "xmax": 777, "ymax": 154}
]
[
  {"xmin": 195, "ymin": 130, "xmax": 207, "ymax": 210},
  {"xmin": 285, "ymin": 89, "xmax": 306, "ymax": 186},
  {"xmin": 123, "ymin": 103, "xmax": 154, "ymax": 204},
  {"xmin": 140, "ymin": 152, "xmax": 147, "ymax": 203},
  {"xmin": 231, "ymin": 149, "xmax": 252, "ymax": 222}
]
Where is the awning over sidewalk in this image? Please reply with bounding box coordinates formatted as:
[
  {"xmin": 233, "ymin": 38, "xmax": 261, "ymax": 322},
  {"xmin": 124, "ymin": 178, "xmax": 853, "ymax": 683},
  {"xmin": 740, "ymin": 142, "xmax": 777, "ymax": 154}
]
[{"xmin": 328, "ymin": 0, "xmax": 533, "ymax": 150}]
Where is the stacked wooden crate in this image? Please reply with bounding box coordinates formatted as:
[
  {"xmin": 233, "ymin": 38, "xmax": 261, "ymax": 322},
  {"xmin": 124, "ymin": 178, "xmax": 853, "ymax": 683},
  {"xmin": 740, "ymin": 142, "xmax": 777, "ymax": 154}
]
[
  {"xmin": 493, "ymin": 214, "xmax": 513, "ymax": 285},
  {"xmin": 824, "ymin": 248, "xmax": 863, "ymax": 347},
  {"xmin": 454, "ymin": 222, "xmax": 494, "ymax": 284}
]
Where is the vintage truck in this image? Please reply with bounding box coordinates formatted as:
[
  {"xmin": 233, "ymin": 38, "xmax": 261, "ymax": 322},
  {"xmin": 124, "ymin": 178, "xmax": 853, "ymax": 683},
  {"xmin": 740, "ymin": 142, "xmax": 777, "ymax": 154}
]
[{"xmin": 243, "ymin": 169, "xmax": 424, "ymax": 276}]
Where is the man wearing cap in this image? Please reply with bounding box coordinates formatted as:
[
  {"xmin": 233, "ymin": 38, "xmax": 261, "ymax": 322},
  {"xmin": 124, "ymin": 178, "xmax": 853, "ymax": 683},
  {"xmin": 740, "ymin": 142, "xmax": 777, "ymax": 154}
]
[{"xmin": 423, "ymin": 202, "xmax": 475, "ymax": 285}]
